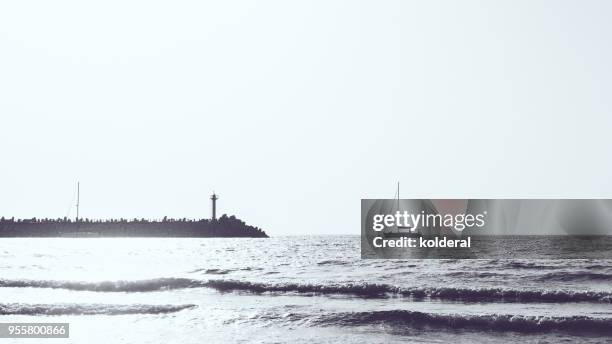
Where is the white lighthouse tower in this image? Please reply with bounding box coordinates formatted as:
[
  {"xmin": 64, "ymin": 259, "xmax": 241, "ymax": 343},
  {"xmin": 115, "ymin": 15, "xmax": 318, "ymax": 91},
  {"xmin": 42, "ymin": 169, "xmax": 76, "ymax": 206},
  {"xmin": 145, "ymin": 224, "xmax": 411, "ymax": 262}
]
[{"xmin": 211, "ymin": 192, "xmax": 219, "ymax": 220}]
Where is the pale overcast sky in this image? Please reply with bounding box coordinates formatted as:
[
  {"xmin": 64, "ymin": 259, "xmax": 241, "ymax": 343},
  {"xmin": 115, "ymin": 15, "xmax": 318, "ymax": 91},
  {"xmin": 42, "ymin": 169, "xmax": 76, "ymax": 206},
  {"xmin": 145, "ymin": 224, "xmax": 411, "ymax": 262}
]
[{"xmin": 1, "ymin": 1, "xmax": 611, "ymax": 235}]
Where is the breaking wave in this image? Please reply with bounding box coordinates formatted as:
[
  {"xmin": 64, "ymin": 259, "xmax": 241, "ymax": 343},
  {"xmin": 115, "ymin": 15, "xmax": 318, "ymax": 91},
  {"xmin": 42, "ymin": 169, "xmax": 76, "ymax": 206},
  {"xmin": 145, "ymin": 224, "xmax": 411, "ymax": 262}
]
[
  {"xmin": 2, "ymin": 278, "xmax": 610, "ymax": 303},
  {"xmin": 305, "ymin": 310, "xmax": 612, "ymax": 334},
  {"xmin": 0, "ymin": 278, "xmax": 205, "ymax": 292},
  {"xmin": 0, "ymin": 303, "xmax": 196, "ymax": 316},
  {"xmin": 202, "ymin": 280, "xmax": 612, "ymax": 303}
]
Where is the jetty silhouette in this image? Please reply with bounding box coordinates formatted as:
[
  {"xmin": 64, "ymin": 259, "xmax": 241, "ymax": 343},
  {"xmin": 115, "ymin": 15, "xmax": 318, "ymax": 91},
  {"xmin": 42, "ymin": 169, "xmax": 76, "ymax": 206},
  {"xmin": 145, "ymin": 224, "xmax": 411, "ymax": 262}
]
[{"xmin": 0, "ymin": 187, "xmax": 267, "ymax": 238}]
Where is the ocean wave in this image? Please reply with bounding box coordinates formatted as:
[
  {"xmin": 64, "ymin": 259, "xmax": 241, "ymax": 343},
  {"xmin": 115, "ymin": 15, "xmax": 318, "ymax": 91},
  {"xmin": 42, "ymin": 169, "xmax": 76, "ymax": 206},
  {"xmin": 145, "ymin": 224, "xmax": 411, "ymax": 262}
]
[
  {"xmin": 584, "ymin": 264, "xmax": 612, "ymax": 270},
  {"xmin": 202, "ymin": 280, "xmax": 612, "ymax": 303},
  {"xmin": 2, "ymin": 278, "xmax": 610, "ymax": 303},
  {"xmin": 307, "ymin": 310, "xmax": 612, "ymax": 334},
  {"xmin": 536, "ymin": 271, "xmax": 612, "ymax": 282},
  {"xmin": 503, "ymin": 262, "xmax": 563, "ymax": 270},
  {"xmin": 317, "ymin": 260, "xmax": 350, "ymax": 266},
  {"xmin": 0, "ymin": 278, "xmax": 205, "ymax": 292},
  {"xmin": 0, "ymin": 303, "xmax": 196, "ymax": 316},
  {"xmin": 189, "ymin": 267, "xmax": 261, "ymax": 274},
  {"xmin": 203, "ymin": 279, "xmax": 392, "ymax": 297},
  {"xmin": 443, "ymin": 271, "xmax": 503, "ymax": 278},
  {"xmin": 202, "ymin": 269, "xmax": 234, "ymax": 275},
  {"xmin": 402, "ymin": 286, "xmax": 612, "ymax": 303}
]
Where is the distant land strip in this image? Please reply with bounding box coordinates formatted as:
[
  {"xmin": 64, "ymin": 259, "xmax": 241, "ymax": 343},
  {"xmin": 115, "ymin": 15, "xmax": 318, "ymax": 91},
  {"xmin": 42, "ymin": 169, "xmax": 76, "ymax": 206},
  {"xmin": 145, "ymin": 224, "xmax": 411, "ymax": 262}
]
[{"xmin": 0, "ymin": 214, "xmax": 267, "ymax": 238}]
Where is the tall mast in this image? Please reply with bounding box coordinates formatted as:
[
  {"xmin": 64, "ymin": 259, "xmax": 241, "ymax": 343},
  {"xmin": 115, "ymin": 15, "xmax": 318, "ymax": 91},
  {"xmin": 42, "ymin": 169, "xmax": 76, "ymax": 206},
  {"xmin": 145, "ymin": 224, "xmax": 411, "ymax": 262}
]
[
  {"xmin": 76, "ymin": 182, "xmax": 80, "ymax": 222},
  {"xmin": 397, "ymin": 181, "xmax": 400, "ymax": 210}
]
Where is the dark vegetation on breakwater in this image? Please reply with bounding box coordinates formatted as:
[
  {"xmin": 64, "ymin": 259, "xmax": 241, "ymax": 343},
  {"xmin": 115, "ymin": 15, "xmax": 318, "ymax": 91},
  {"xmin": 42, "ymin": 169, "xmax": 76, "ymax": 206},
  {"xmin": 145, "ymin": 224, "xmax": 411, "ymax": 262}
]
[{"xmin": 0, "ymin": 214, "xmax": 267, "ymax": 238}]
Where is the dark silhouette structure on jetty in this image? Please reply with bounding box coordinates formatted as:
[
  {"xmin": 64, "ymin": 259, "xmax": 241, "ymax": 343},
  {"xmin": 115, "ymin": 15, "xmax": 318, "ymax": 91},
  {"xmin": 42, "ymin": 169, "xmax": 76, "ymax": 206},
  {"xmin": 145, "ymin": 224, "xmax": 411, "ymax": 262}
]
[{"xmin": 0, "ymin": 190, "xmax": 268, "ymax": 238}]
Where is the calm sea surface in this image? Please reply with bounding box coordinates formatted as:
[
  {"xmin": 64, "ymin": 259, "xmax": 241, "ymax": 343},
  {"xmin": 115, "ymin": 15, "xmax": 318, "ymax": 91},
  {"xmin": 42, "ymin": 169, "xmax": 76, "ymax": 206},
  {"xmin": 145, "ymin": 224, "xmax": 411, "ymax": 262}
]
[{"xmin": 0, "ymin": 236, "xmax": 611, "ymax": 343}]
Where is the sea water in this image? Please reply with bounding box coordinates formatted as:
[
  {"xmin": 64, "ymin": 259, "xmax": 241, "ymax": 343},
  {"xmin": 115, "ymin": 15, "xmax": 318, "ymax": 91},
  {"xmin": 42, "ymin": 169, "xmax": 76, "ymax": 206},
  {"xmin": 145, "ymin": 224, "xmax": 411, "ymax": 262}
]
[{"xmin": 0, "ymin": 236, "xmax": 610, "ymax": 343}]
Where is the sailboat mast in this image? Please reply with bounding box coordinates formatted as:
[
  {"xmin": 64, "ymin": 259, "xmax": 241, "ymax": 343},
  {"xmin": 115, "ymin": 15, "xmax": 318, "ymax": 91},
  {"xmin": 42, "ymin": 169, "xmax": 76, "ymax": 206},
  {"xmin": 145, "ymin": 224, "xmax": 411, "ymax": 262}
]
[
  {"xmin": 397, "ymin": 182, "xmax": 400, "ymax": 210},
  {"xmin": 76, "ymin": 182, "xmax": 80, "ymax": 222}
]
